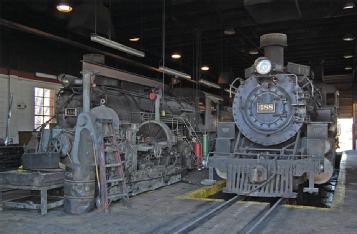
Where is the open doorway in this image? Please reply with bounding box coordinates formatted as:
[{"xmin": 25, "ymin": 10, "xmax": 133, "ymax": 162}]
[{"xmin": 337, "ymin": 118, "xmax": 353, "ymax": 152}]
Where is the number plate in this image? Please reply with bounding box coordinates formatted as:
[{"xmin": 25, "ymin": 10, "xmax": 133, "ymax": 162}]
[
  {"xmin": 257, "ymin": 103, "xmax": 275, "ymax": 113},
  {"xmin": 64, "ymin": 108, "xmax": 78, "ymax": 117}
]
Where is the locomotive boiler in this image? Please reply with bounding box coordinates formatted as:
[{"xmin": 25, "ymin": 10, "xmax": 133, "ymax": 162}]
[{"xmin": 208, "ymin": 33, "xmax": 338, "ymax": 198}]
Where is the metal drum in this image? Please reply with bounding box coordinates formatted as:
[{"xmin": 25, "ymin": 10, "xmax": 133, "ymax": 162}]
[{"xmin": 64, "ymin": 164, "xmax": 96, "ymax": 214}]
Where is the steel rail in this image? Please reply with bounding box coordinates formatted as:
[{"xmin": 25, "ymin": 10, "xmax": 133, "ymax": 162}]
[
  {"xmin": 172, "ymin": 195, "xmax": 243, "ymax": 234},
  {"xmin": 239, "ymin": 197, "xmax": 285, "ymax": 234}
]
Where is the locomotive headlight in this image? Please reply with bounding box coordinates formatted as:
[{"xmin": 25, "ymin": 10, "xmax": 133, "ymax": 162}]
[{"xmin": 255, "ymin": 58, "xmax": 272, "ymax": 75}]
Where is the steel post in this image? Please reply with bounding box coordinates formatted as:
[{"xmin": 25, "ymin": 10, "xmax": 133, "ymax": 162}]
[{"xmin": 83, "ymin": 72, "xmax": 91, "ymax": 113}]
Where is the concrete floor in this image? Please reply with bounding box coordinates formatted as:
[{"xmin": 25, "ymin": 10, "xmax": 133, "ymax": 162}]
[
  {"xmin": 1, "ymin": 151, "xmax": 357, "ymax": 234},
  {"xmin": 262, "ymin": 150, "xmax": 357, "ymax": 234},
  {"xmin": 0, "ymin": 181, "xmax": 219, "ymax": 234}
]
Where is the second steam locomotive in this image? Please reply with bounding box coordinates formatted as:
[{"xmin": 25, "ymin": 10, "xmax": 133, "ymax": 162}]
[{"xmin": 209, "ymin": 33, "xmax": 338, "ymax": 198}]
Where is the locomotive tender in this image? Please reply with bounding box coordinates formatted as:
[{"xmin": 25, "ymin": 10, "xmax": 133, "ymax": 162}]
[{"xmin": 209, "ymin": 33, "xmax": 338, "ymax": 198}]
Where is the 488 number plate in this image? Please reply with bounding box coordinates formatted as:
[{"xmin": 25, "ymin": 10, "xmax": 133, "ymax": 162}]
[{"xmin": 256, "ymin": 103, "xmax": 275, "ymax": 113}]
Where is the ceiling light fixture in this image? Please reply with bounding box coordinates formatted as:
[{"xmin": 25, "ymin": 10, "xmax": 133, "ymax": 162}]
[
  {"xmin": 129, "ymin": 37, "xmax": 140, "ymax": 42},
  {"xmin": 344, "ymin": 54, "xmax": 354, "ymax": 59},
  {"xmin": 198, "ymin": 79, "xmax": 221, "ymax": 89},
  {"xmin": 249, "ymin": 49, "xmax": 259, "ymax": 55},
  {"xmin": 56, "ymin": 0, "xmax": 73, "ymax": 13},
  {"xmin": 158, "ymin": 66, "xmax": 191, "ymax": 80},
  {"xmin": 171, "ymin": 53, "xmax": 182, "ymax": 59},
  {"xmin": 345, "ymin": 66, "xmax": 353, "ymax": 70},
  {"xmin": 343, "ymin": 34, "xmax": 355, "ymax": 41},
  {"xmin": 91, "ymin": 34, "xmax": 145, "ymax": 57},
  {"xmin": 224, "ymin": 27, "xmax": 236, "ymax": 36},
  {"xmin": 343, "ymin": 1, "xmax": 355, "ymax": 9},
  {"xmin": 200, "ymin": 65, "xmax": 210, "ymax": 71},
  {"xmin": 35, "ymin": 72, "xmax": 57, "ymax": 79}
]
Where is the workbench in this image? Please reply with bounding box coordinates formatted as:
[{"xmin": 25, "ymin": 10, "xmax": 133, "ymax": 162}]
[{"xmin": 0, "ymin": 170, "xmax": 64, "ymax": 215}]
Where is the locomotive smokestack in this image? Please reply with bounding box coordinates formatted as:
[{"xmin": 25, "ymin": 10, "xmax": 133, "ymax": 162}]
[{"xmin": 260, "ymin": 33, "xmax": 287, "ymax": 71}]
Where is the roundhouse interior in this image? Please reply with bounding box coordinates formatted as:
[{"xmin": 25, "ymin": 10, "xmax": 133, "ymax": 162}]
[{"xmin": 0, "ymin": 1, "xmax": 357, "ymax": 233}]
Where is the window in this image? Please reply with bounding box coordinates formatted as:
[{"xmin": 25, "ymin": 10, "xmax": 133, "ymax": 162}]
[{"xmin": 34, "ymin": 87, "xmax": 55, "ymax": 129}]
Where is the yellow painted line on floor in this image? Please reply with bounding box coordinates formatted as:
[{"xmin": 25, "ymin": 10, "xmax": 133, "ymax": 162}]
[
  {"xmin": 332, "ymin": 153, "xmax": 346, "ymax": 209},
  {"xmin": 282, "ymin": 204, "xmax": 330, "ymax": 211},
  {"xmin": 176, "ymin": 180, "xmax": 226, "ymax": 202},
  {"xmin": 238, "ymin": 201, "xmax": 269, "ymax": 205},
  {"xmin": 178, "ymin": 197, "xmax": 225, "ymax": 202},
  {"xmin": 283, "ymin": 153, "xmax": 347, "ymax": 211}
]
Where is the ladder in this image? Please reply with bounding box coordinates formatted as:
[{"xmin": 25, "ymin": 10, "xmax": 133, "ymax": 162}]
[{"xmin": 97, "ymin": 119, "xmax": 128, "ymax": 210}]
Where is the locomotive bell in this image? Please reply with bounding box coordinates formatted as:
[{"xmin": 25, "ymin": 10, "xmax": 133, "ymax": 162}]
[{"xmin": 260, "ymin": 33, "xmax": 287, "ymax": 72}]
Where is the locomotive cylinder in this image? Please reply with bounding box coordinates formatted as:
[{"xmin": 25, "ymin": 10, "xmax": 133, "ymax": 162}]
[{"xmin": 260, "ymin": 33, "xmax": 287, "ymax": 71}]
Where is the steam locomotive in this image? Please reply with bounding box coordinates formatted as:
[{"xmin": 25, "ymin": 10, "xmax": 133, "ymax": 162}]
[
  {"xmin": 208, "ymin": 33, "xmax": 338, "ymax": 198},
  {"xmin": 27, "ymin": 58, "xmax": 223, "ymax": 213}
]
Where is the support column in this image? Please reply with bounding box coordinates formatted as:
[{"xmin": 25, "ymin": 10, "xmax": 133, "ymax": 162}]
[
  {"xmin": 209, "ymin": 167, "xmax": 214, "ymax": 180},
  {"xmin": 0, "ymin": 190, "xmax": 3, "ymax": 211},
  {"xmin": 353, "ymin": 101, "xmax": 357, "ymax": 150},
  {"xmin": 82, "ymin": 72, "xmax": 91, "ymax": 113},
  {"xmin": 155, "ymin": 92, "xmax": 162, "ymax": 121}
]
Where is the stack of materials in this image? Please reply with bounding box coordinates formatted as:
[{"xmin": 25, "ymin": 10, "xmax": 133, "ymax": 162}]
[{"xmin": 0, "ymin": 145, "xmax": 23, "ymax": 172}]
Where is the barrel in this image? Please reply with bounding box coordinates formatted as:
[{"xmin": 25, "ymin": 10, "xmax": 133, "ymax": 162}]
[{"xmin": 64, "ymin": 164, "xmax": 96, "ymax": 214}]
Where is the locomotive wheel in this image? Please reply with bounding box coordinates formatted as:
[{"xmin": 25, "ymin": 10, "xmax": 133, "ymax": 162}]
[
  {"xmin": 137, "ymin": 120, "xmax": 176, "ymax": 148},
  {"xmin": 48, "ymin": 138, "xmax": 62, "ymax": 153},
  {"xmin": 314, "ymin": 158, "xmax": 334, "ymax": 184},
  {"xmin": 48, "ymin": 133, "xmax": 73, "ymax": 157},
  {"xmin": 215, "ymin": 168, "xmax": 227, "ymax": 179}
]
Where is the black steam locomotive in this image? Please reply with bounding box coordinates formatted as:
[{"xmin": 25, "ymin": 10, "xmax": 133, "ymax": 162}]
[
  {"xmin": 29, "ymin": 59, "xmax": 223, "ymax": 213},
  {"xmin": 208, "ymin": 33, "xmax": 338, "ymax": 198}
]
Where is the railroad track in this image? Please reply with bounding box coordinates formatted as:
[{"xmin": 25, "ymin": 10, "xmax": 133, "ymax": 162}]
[
  {"xmin": 239, "ymin": 197, "xmax": 285, "ymax": 234},
  {"xmin": 172, "ymin": 195, "xmax": 243, "ymax": 234},
  {"xmin": 171, "ymin": 196, "xmax": 284, "ymax": 234}
]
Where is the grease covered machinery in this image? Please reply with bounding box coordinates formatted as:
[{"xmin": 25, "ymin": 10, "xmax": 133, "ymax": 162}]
[
  {"xmin": 36, "ymin": 58, "xmax": 223, "ymax": 213},
  {"xmin": 208, "ymin": 33, "xmax": 339, "ymax": 198}
]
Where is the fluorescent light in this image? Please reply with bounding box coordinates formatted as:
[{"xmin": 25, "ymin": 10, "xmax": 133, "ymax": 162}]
[
  {"xmin": 129, "ymin": 37, "xmax": 140, "ymax": 42},
  {"xmin": 158, "ymin": 66, "xmax": 191, "ymax": 80},
  {"xmin": 249, "ymin": 49, "xmax": 259, "ymax": 55},
  {"xmin": 198, "ymin": 79, "xmax": 221, "ymax": 89},
  {"xmin": 91, "ymin": 34, "xmax": 145, "ymax": 57},
  {"xmin": 343, "ymin": 55, "xmax": 354, "ymax": 59},
  {"xmin": 343, "ymin": 2, "xmax": 355, "ymax": 9},
  {"xmin": 200, "ymin": 65, "xmax": 210, "ymax": 71},
  {"xmin": 343, "ymin": 34, "xmax": 355, "ymax": 41},
  {"xmin": 35, "ymin": 72, "xmax": 57, "ymax": 79},
  {"xmin": 56, "ymin": 1, "xmax": 73, "ymax": 13},
  {"xmin": 171, "ymin": 53, "xmax": 182, "ymax": 59},
  {"xmin": 345, "ymin": 66, "xmax": 353, "ymax": 70},
  {"xmin": 224, "ymin": 27, "xmax": 236, "ymax": 35}
]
